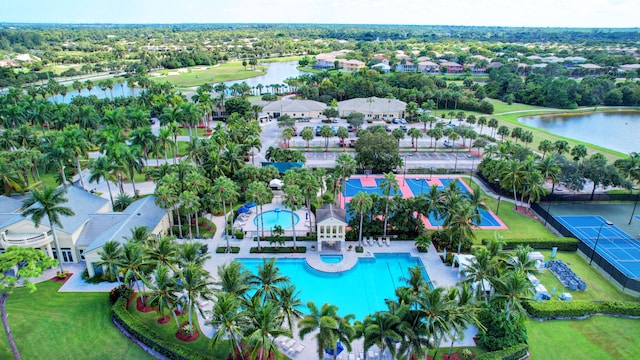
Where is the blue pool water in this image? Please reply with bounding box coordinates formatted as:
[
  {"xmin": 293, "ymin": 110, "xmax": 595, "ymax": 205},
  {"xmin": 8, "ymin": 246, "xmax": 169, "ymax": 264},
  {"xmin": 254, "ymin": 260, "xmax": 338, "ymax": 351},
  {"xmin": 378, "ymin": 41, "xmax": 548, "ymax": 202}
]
[
  {"xmin": 320, "ymin": 255, "xmax": 343, "ymax": 264},
  {"xmin": 237, "ymin": 253, "xmax": 429, "ymax": 320},
  {"xmin": 254, "ymin": 209, "xmax": 299, "ymax": 229}
]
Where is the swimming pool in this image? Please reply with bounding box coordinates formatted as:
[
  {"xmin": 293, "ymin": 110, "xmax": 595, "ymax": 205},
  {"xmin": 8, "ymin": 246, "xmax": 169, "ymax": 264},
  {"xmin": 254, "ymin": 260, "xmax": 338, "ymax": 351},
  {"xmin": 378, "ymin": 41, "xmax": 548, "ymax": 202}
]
[
  {"xmin": 254, "ymin": 209, "xmax": 299, "ymax": 229},
  {"xmin": 237, "ymin": 253, "xmax": 429, "ymax": 320},
  {"xmin": 320, "ymin": 255, "xmax": 343, "ymax": 264}
]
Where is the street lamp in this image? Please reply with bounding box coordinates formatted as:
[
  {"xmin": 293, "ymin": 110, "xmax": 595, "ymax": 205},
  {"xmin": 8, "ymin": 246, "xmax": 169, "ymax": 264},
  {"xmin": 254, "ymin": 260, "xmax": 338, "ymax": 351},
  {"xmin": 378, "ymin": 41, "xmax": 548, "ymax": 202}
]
[
  {"xmin": 589, "ymin": 219, "xmax": 614, "ymax": 265},
  {"xmin": 628, "ymin": 187, "xmax": 639, "ymax": 225},
  {"xmin": 494, "ymin": 178, "xmax": 501, "ymax": 216}
]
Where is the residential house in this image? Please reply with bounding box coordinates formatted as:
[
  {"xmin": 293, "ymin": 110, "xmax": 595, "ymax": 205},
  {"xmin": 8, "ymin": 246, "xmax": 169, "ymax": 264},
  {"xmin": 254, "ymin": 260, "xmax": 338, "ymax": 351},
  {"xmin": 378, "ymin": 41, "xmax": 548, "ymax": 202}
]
[
  {"xmin": 371, "ymin": 63, "xmax": 391, "ymax": 73},
  {"xmin": 396, "ymin": 61, "xmax": 417, "ymax": 72},
  {"xmin": 0, "ymin": 187, "xmax": 170, "ymax": 277},
  {"xmin": 439, "ymin": 61, "xmax": 464, "ymax": 73},
  {"xmin": 338, "ymin": 97, "xmax": 406, "ymax": 121},
  {"xmin": 339, "ymin": 59, "xmax": 366, "ymax": 72},
  {"xmin": 418, "ymin": 61, "xmax": 440, "ymax": 73}
]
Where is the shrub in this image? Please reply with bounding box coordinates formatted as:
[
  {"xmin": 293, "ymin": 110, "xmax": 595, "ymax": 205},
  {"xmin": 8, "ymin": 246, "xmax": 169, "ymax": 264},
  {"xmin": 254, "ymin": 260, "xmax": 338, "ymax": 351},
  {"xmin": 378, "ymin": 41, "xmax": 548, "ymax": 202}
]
[
  {"xmin": 250, "ymin": 246, "xmax": 307, "ymax": 254},
  {"xmin": 110, "ymin": 284, "xmax": 133, "ymax": 305},
  {"xmin": 476, "ymin": 302, "xmax": 528, "ymax": 352},
  {"xmin": 475, "ymin": 344, "xmax": 529, "ymax": 360},
  {"xmin": 355, "ymin": 246, "xmax": 364, "ymax": 253},
  {"xmin": 111, "ymin": 296, "xmax": 210, "ymax": 360},
  {"xmin": 235, "ymin": 230, "xmax": 244, "ymax": 239},
  {"xmin": 523, "ymin": 300, "xmax": 640, "ymax": 319},
  {"xmin": 481, "ymin": 237, "xmax": 579, "ymax": 251},
  {"xmin": 81, "ymin": 269, "xmax": 110, "ymax": 284},
  {"xmin": 215, "ymin": 246, "xmax": 240, "ymax": 254}
]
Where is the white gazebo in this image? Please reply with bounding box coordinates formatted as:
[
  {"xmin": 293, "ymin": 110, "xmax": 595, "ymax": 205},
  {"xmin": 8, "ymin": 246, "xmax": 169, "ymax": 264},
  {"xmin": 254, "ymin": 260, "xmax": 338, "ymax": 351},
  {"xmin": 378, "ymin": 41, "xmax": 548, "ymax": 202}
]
[{"xmin": 315, "ymin": 204, "xmax": 347, "ymax": 251}]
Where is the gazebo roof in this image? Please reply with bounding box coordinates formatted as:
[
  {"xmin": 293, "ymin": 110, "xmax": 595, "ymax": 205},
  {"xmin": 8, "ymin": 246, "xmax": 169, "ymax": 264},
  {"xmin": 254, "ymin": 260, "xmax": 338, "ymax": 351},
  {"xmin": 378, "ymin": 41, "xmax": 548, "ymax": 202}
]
[{"xmin": 316, "ymin": 204, "xmax": 346, "ymax": 224}]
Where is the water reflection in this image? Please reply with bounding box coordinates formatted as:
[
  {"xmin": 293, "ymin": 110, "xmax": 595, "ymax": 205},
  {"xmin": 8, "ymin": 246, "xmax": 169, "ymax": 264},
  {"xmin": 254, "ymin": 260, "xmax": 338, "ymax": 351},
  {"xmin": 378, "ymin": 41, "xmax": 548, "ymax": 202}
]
[{"xmin": 518, "ymin": 112, "xmax": 640, "ymax": 154}]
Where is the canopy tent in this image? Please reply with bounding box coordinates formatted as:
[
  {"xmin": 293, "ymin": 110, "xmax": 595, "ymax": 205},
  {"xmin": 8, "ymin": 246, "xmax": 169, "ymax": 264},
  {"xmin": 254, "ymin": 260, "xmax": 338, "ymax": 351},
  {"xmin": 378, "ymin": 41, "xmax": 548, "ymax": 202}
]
[
  {"xmin": 269, "ymin": 179, "xmax": 283, "ymax": 190},
  {"xmin": 244, "ymin": 202, "xmax": 257, "ymax": 208}
]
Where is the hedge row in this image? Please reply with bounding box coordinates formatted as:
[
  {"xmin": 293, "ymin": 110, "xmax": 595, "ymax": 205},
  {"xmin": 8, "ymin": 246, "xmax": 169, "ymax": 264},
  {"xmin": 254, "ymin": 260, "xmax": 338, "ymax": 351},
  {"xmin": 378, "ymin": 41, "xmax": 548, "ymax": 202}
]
[
  {"xmin": 215, "ymin": 246, "xmax": 240, "ymax": 254},
  {"xmin": 249, "ymin": 246, "xmax": 307, "ymax": 254},
  {"xmin": 481, "ymin": 237, "xmax": 579, "ymax": 251},
  {"xmin": 476, "ymin": 344, "xmax": 529, "ymax": 360},
  {"xmin": 523, "ymin": 300, "xmax": 640, "ymax": 319},
  {"xmin": 252, "ymin": 235, "xmax": 316, "ymax": 241},
  {"xmin": 111, "ymin": 296, "xmax": 210, "ymax": 360}
]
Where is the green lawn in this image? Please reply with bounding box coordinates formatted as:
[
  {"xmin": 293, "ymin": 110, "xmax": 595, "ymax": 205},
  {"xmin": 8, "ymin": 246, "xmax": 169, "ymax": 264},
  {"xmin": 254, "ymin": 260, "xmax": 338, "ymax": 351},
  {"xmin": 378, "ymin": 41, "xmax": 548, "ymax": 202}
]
[
  {"xmin": 0, "ymin": 281, "xmax": 152, "ymax": 359},
  {"xmin": 149, "ymin": 57, "xmax": 300, "ymax": 87},
  {"xmin": 527, "ymin": 316, "xmax": 640, "ymax": 360},
  {"xmin": 488, "ymin": 98, "xmax": 551, "ymax": 115}
]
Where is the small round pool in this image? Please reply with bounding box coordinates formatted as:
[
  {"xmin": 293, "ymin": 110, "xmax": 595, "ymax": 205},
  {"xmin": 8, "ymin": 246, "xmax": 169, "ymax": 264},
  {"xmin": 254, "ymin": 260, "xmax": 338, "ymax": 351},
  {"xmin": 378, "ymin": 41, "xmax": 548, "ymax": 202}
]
[
  {"xmin": 320, "ymin": 255, "xmax": 343, "ymax": 264},
  {"xmin": 254, "ymin": 208, "xmax": 299, "ymax": 229}
]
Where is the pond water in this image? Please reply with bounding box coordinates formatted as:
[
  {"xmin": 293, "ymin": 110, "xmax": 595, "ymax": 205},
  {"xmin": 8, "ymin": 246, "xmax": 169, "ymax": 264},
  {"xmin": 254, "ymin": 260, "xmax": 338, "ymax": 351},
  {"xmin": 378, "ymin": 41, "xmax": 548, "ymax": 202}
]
[
  {"xmin": 49, "ymin": 84, "xmax": 141, "ymax": 103},
  {"xmin": 518, "ymin": 112, "xmax": 640, "ymax": 154},
  {"xmin": 223, "ymin": 60, "xmax": 308, "ymax": 91}
]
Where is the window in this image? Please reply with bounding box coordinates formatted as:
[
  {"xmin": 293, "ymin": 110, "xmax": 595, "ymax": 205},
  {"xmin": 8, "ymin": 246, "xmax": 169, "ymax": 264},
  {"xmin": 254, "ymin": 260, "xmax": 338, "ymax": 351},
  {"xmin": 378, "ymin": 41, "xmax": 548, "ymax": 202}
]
[
  {"xmin": 78, "ymin": 249, "xmax": 85, "ymax": 260},
  {"xmin": 51, "ymin": 248, "xmax": 74, "ymax": 263}
]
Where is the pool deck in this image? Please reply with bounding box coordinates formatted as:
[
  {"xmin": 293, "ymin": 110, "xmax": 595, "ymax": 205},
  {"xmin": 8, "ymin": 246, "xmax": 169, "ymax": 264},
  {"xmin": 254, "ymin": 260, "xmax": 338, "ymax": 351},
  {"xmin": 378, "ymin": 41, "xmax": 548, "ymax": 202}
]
[{"xmin": 306, "ymin": 252, "xmax": 359, "ymax": 273}]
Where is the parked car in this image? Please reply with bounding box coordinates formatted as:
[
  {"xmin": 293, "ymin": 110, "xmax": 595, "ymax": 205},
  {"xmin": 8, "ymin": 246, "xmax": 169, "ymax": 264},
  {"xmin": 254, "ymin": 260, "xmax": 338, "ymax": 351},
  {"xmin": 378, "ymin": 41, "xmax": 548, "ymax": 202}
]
[
  {"xmin": 400, "ymin": 125, "xmax": 408, "ymax": 132},
  {"xmin": 399, "ymin": 119, "xmax": 407, "ymax": 124},
  {"xmin": 347, "ymin": 125, "xmax": 355, "ymax": 132},
  {"xmin": 392, "ymin": 118, "xmax": 399, "ymax": 124},
  {"xmin": 385, "ymin": 125, "xmax": 392, "ymax": 132}
]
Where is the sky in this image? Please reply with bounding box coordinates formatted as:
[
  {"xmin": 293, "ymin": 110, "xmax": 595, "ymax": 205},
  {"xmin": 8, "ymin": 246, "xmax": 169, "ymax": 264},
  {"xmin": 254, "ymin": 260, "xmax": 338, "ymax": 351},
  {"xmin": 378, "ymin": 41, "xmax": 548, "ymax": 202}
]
[{"xmin": 1, "ymin": 0, "xmax": 639, "ymax": 28}]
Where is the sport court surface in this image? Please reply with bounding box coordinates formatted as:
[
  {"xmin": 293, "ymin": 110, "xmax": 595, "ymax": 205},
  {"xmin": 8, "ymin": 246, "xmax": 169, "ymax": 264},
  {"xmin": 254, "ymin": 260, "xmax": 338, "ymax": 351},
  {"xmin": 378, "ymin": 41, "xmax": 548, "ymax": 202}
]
[
  {"xmin": 555, "ymin": 215, "xmax": 640, "ymax": 279},
  {"xmin": 341, "ymin": 175, "xmax": 506, "ymax": 230}
]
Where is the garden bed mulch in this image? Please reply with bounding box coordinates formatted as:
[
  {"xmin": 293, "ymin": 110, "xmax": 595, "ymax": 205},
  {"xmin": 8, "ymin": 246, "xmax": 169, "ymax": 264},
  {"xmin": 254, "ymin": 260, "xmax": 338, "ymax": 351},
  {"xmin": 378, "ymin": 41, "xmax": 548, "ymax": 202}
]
[
  {"xmin": 49, "ymin": 273, "xmax": 73, "ymax": 285},
  {"xmin": 175, "ymin": 322, "xmax": 200, "ymax": 342},
  {"xmin": 136, "ymin": 296, "xmax": 155, "ymax": 313},
  {"xmin": 157, "ymin": 315, "xmax": 171, "ymax": 324}
]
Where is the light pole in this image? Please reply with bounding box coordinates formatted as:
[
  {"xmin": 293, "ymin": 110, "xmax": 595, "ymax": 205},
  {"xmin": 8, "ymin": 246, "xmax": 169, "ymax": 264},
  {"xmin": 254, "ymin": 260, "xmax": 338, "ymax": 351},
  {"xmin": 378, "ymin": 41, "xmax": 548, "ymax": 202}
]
[
  {"xmin": 494, "ymin": 178, "xmax": 501, "ymax": 216},
  {"xmin": 402, "ymin": 154, "xmax": 407, "ymax": 186},
  {"xmin": 628, "ymin": 187, "xmax": 639, "ymax": 225},
  {"xmin": 589, "ymin": 219, "xmax": 613, "ymax": 265}
]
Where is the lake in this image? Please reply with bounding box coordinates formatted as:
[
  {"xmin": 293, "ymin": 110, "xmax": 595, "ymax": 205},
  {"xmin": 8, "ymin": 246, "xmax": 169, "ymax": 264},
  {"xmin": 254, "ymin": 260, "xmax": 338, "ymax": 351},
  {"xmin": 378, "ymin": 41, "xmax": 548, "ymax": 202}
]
[{"xmin": 518, "ymin": 111, "xmax": 640, "ymax": 154}]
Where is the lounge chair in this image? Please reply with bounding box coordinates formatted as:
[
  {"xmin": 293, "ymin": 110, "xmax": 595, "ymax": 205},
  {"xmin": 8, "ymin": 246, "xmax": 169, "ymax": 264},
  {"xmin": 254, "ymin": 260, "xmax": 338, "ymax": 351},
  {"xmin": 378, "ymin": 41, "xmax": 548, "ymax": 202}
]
[
  {"xmin": 378, "ymin": 237, "xmax": 384, "ymax": 247},
  {"xmin": 291, "ymin": 343, "xmax": 304, "ymax": 354},
  {"xmin": 385, "ymin": 236, "xmax": 391, "ymax": 246}
]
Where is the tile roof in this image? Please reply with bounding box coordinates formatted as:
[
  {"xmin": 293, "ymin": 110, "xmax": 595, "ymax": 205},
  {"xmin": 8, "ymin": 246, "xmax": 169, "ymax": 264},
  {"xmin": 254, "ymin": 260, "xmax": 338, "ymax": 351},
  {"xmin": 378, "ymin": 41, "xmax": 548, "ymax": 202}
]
[
  {"xmin": 316, "ymin": 204, "xmax": 346, "ymax": 224},
  {"xmin": 338, "ymin": 97, "xmax": 407, "ymax": 113},
  {"xmin": 0, "ymin": 195, "xmax": 23, "ymax": 214}
]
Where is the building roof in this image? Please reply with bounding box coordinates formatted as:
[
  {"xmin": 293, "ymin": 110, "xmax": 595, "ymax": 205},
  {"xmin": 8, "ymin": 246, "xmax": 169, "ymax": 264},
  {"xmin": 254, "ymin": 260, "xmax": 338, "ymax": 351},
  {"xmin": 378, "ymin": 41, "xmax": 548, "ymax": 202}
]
[
  {"xmin": 418, "ymin": 61, "xmax": 439, "ymax": 67},
  {"xmin": 0, "ymin": 214, "xmax": 24, "ymax": 230},
  {"xmin": 338, "ymin": 97, "xmax": 406, "ymax": 114},
  {"xmin": 23, "ymin": 186, "xmax": 109, "ymax": 235},
  {"xmin": 0, "ymin": 195, "xmax": 23, "ymax": 214},
  {"xmin": 316, "ymin": 204, "xmax": 346, "ymax": 224},
  {"xmin": 82, "ymin": 195, "xmax": 166, "ymax": 253},
  {"xmin": 580, "ymin": 64, "xmax": 602, "ymax": 69},
  {"xmin": 440, "ymin": 61, "xmax": 462, "ymax": 67},
  {"xmin": 262, "ymin": 99, "xmax": 327, "ymax": 113}
]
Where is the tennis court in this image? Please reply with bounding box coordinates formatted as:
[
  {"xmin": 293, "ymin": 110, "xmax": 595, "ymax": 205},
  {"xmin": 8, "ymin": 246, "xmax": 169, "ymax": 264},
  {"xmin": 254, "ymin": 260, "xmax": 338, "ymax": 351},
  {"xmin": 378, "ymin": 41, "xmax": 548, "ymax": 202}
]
[
  {"xmin": 555, "ymin": 215, "xmax": 640, "ymax": 278},
  {"xmin": 344, "ymin": 178, "xmax": 400, "ymax": 197}
]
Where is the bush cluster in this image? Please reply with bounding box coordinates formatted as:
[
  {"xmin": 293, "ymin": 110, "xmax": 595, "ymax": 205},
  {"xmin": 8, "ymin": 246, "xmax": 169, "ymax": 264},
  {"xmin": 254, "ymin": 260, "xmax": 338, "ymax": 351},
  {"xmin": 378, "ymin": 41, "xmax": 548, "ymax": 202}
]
[
  {"xmin": 109, "ymin": 284, "xmax": 133, "ymax": 305},
  {"xmin": 475, "ymin": 344, "xmax": 529, "ymax": 360},
  {"xmin": 112, "ymin": 296, "xmax": 210, "ymax": 360},
  {"xmin": 215, "ymin": 246, "xmax": 241, "ymax": 254},
  {"xmin": 481, "ymin": 237, "xmax": 579, "ymax": 251},
  {"xmin": 523, "ymin": 300, "xmax": 640, "ymax": 319},
  {"xmin": 249, "ymin": 246, "xmax": 307, "ymax": 254}
]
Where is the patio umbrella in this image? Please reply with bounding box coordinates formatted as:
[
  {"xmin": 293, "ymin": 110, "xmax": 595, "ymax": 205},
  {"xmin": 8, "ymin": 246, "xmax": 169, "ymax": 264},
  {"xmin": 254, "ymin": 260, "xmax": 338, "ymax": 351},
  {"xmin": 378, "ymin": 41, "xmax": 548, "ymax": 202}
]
[
  {"xmin": 324, "ymin": 342, "xmax": 344, "ymax": 356},
  {"xmin": 237, "ymin": 206, "xmax": 250, "ymax": 213},
  {"xmin": 245, "ymin": 202, "xmax": 257, "ymax": 208}
]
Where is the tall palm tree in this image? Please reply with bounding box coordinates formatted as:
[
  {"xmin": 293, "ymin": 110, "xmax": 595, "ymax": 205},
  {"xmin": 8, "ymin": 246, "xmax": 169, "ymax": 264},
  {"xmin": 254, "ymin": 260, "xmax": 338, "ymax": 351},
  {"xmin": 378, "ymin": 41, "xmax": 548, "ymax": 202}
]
[
  {"xmin": 423, "ymin": 184, "xmax": 444, "ymax": 230},
  {"xmin": 493, "ymin": 269, "xmax": 534, "ymax": 321},
  {"xmin": 146, "ymin": 265, "xmax": 181, "ymax": 327},
  {"xmin": 416, "ymin": 287, "xmax": 454, "ymax": 360},
  {"xmin": 250, "ymin": 258, "xmax": 289, "ymax": 302},
  {"xmin": 351, "ymin": 191, "xmax": 373, "ymax": 248},
  {"xmin": 117, "ymin": 241, "xmax": 150, "ymax": 296},
  {"xmin": 215, "ymin": 261, "xmax": 252, "ymax": 300},
  {"xmin": 96, "ymin": 240, "xmax": 123, "ymax": 283},
  {"xmin": 22, "ymin": 186, "xmax": 74, "ymax": 273},
  {"xmin": 212, "ymin": 176, "xmax": 239, "ymax": 252},
  {"xmin": 278, "ymin": 284, "xmax": 304, "ymax": 335},
  {"xmin": 282, "ymin": 184, "xmax": 303, "ymax": 250},
  {"xmin": 244, "ymin": 296, "xmax": 291, "ymax": 360},
  {"xmin": 145, "ymin": 236, "xmax": 178, "ymax": 271},
  {"xmin": 208, "ymin": 292, "xmax": 245, "ymax": 359},
  {"xmin": 178, "ymin": 264, "xmax": 214, "ymax": 337},
  {"xmin": 380, "ymin": 172, "xmax": 400, "ymax": 238},
  {"xmin": 298, "ymin": 302, "xmax": 355, "ymax": 360},
  {"xmin": 335, "ymin": 154, "xmax": 356, "ymax": 206},
  {"xmin": 463, "ymin": 247, "xmax": 495, "ymax": 303},
  {"xmin": 500, "ymin": 159, "xmax": 525, "ymax": 210},
  {"xmin": 246, "ymin": 181, "xmax": 273, "ymax": 246},
  {"xmin": 363, "ymin": 311, "xmax": 401, "ymax": 360},
  {"xmin": 445, "ymin": 201, "xmax": 479, "ymax": 255}
]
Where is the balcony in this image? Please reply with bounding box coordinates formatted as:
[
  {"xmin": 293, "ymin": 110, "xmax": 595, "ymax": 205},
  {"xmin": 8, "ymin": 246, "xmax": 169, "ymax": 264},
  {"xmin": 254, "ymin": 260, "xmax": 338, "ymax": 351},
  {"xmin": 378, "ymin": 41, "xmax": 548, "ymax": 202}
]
[{"xmin": 1, "ymin": 230, "xmax": 53, "ymax": 248}]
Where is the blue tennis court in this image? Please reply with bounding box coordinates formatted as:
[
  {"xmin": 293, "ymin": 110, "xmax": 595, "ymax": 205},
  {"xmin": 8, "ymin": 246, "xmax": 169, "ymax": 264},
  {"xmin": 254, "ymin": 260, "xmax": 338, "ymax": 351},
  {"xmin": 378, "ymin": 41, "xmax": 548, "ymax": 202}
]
[
  {"xmin": 555, "ymin": 215, "xmax": 640, "ymax": 278},
  {"xmin": 426, "ymin": 208, "xmax": 502, "ymax": 227},
  {"xmin": 344, "ymin": 178, "xmax": 400, "ymax": 197},
  {"xmin": 439, "ymin": 178, "xmax": 470, "ymax": 194},
  {"xmin": 405, "ymin": 177, "xmax": 470, "ymax": 197}
]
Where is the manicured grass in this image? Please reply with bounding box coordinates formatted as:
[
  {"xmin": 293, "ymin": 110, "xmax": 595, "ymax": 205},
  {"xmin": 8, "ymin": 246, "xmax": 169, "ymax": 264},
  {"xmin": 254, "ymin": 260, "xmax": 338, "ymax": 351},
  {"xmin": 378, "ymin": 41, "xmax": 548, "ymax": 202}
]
[
  {"xmin": 533, "ymin": 251, "xmax": 639, "ymax": 302},
  {"xmin": 527, "ymin": 316, "xmax": 640, "ymax": 360},
  {"xmin": 488, "ymin": 98, "xmax": 551, "ymax": 115},
  {"xmin": 0, "ymin": 281, "xmax": 152, "ymax": 359},
  {"xmin": 176, "ymin": 127, "xmax": 209, "ymax": 137},
  {"xmin": 149, "ymin": 57, "xmax": 300, "ymax": 87},
  {"xmin": 260, "ymin": 56, "xmax": 303, "ymax": 63}
]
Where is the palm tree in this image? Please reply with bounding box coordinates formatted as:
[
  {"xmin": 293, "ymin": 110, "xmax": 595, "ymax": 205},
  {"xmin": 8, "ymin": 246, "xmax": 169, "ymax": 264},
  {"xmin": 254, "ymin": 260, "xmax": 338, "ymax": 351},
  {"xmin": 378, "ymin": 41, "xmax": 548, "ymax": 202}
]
[
  {"xmin": 445, "ymin": 201, "xmax": 479, "ymax": 255},
  {"xmin": 416, "ymin": 287, "xmax": 454, "ymax": 360},
  {"xmin": 246, "ymin": 181, "xmax": 273, "ymax": 246},
  {"xmin": 89, "ymin": 157, "xmax": 116, "ymax": 209},
  {"xmin": 96, "ymin": 240, "xmax": 123, "ymax": 283},
  {"xmin": 335, "ymin": 154, "xmax": 356, "ymax": 206},
  {"xmin": 363, "ymin": 311, "xmax": 401, "ymax": 359},
  {"xmin": 22, "ymin": 186, "xmax": 74, "ymax": 273},
  {"xmin": 145, "ymin": 236, "xmax": 178, "ymax": 270},
  {"xmin": 282, "ymin": 184, "xmax": 303, "ymax": 250},
  {"xmin": 278, "ymin": 284, "xmax": 304, "ymax": 335},
  {"xmin": 351, "ymin": 191, "xmax": 373, "ymax": 248},
  {"xmin": 178, "ymin": 264, "xmax": 214, "ymax": 337},
  {"xmin": 146, "ymin": 265, "xmax": 181, "ymax": 326},
  {"xmin": 500, "ymin": 159, "xmax": 525, "ymax": 210},
  {"xmin": 423, "ymin": 185, "xmax": 444, "ymax": 230},
  {"xmin": 244, "ymin": 296, "xmax": 291, "ymax": 360},
  {"xmin": 380, "ymin": 172, "xmax": 400, "ymax": 238},
  {"xmin": 250, "ymin": 258, "xmax": 289, "ymax": 302},
  {"xmin": 208, "ymin": 292, "xmax": 245, "ymax": 359},
  {"xmin": 215, "ymin": 261, "xmax": 252, "ymax": 299},
  {"xmin": 298, "ymin": 302, "xmax": 355, "ymax": 360},
  {"xmin": 212, "ymin": 176, "xmax": 240, "ymax": 252},
  {"xmin": 463, "ymin": 247, "xmax": 495, "ymax": 303},
  {"xmin": 117, "ymin": 241, "xmax": 150, "ymax": 296},
  {"xmin": 493, "ymin": 269, "xmax": 534, "ymax": 321}
]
